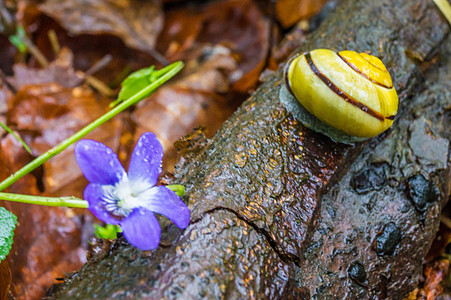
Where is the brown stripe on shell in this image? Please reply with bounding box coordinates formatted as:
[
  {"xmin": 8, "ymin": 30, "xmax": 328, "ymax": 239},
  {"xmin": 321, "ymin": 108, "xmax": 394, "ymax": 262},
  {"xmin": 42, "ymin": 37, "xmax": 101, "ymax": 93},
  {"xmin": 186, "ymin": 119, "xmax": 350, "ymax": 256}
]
[
  {"xmin": 283, "ymin": 54, "xmax": 297, "ymax": 96},
  {"xmin": 305, "ymin": 52, "xmax": 391, "ymax": 122},
  {"xmin": 337, "ymin": 53, "xmax": 393, "ymax": 89}
]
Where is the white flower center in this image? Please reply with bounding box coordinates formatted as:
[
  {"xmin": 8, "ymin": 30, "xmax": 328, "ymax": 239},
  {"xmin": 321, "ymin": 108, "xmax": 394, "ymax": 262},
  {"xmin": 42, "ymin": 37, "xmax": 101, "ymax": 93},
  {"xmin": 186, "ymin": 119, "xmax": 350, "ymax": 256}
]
[{"xmin": 102, "ymin": 176, "xmax": 153, "ymax": 217}]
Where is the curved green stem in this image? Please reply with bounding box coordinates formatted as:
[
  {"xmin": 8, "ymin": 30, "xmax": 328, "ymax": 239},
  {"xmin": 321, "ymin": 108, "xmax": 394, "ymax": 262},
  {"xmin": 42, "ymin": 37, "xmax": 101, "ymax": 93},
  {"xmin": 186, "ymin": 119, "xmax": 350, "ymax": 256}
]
[
  {"xmin": 0, "ymin": 192, "xmax": 88, "ymax": 208},
  {"xmin": 0, "ymin": 61, "xmax": 184, "ymax": 192}
]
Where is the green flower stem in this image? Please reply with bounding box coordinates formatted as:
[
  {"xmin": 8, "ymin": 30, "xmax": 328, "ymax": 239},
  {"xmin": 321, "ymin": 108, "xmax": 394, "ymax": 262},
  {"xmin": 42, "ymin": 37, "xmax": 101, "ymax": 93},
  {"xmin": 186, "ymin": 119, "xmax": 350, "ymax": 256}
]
[
  {"xmin": 0, "ymin": 192, "xmax": 88, "ymax": 208},
  {"xmin": 0, "ymin": 61, "xmax": 184, "ymax": 193}
]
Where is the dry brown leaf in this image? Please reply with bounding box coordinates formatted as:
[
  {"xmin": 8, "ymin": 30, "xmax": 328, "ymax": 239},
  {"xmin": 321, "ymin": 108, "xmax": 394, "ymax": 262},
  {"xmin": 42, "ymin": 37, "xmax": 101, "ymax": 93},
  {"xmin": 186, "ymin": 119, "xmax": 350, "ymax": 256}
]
[
  {"xmin": 158, "ymin": 0, "xmax": 270, "ymax": 92},
  {"xmin": 38, "ymin": 0, "xmax": 163, "ymax": 53},
  {"xmin": 198, "ymin": 0, "xmax": 270, "ymax": 92},
  {"xmin": 275, "ymin": 0, "xmax": 329, "ymax": 28},
  {"xmin": 157, "ymin": 7, "xmax": 202, "ymax": 60}
]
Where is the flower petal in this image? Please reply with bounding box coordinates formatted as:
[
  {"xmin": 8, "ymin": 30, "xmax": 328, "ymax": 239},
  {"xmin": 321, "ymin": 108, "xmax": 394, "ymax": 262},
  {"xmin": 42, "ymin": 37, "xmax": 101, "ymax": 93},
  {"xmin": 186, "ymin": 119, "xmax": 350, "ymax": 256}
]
[
  {"xmin": 139, "ymin": 186, "xmax": 190, "ymax": 229},
  {"xmin": 120, "ymin": 208, "xmax": 161, "ymax": 250},
  {"xmin": 84, "ymin": 183, "xmax": 120, "ymax": 225},
  {"xmin": 75, "ymin": 140, "xmax": 126, "ymax": 185},
  {"xmin": 128, "ymin": 132, "xmax": 163, "ymax": 187}
]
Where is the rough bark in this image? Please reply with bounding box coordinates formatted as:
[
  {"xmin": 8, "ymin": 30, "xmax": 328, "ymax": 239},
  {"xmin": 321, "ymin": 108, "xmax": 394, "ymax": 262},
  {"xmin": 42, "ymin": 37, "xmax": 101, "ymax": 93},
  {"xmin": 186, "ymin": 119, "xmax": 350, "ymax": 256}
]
[{"xmin": 47, "ymin": 0, "xmax": 450, "ymax": 299}]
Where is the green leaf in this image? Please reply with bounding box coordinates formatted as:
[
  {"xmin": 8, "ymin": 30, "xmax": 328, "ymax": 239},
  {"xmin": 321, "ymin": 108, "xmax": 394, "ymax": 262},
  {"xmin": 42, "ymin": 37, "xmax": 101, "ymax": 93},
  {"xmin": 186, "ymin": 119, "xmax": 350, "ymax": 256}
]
[
  {"xmin": 94, "ymin": 224, "xmax": 121, "ymax": 240},
  {"xmin": 112, "ymin": 66, "xmax": 156, "ymax": 107},
  {"xmin": 8, "ymin": 26, "xmax": 27, "ymax": 54},
  {"xmin": 0, "ymin": 207, "xmax": 17, "ymax": 262}
]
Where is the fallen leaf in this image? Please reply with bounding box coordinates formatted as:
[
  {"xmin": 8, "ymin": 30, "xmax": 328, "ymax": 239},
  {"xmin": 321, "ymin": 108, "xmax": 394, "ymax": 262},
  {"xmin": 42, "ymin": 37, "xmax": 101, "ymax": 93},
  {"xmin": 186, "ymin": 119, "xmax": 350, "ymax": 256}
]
[
  {"xmin": 275, "ymin": 0, "xmax": 329, "ymax": 28},
  {"xmin": 157, "ymin": 7, "xmax": 202, "ymax": 60},
  {"xmin": 198, "ymin": 0, "xmax": 270, "ymax": 92},
  {"xmin": 38, "ymin": 0, "xmax": 163, "ymax": 54},
  {"xmin": 158, "ymin": 0, "xmax": 270, "ymax": 92}
]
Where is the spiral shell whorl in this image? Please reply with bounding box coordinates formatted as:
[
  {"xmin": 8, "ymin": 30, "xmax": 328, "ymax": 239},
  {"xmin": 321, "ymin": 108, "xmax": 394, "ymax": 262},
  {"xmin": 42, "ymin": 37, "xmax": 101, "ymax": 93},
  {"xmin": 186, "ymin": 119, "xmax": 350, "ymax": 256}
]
[{"xmin": 285, "ymin": 49, "xmax": 398, "ymax": 138}]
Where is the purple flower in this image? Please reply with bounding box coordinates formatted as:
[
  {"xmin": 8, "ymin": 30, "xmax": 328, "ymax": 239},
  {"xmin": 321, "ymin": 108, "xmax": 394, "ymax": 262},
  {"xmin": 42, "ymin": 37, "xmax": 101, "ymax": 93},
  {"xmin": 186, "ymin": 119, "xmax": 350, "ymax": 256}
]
[{"xmin": 75, "ymin": 132, "xmax": 190, "ymax": 250}]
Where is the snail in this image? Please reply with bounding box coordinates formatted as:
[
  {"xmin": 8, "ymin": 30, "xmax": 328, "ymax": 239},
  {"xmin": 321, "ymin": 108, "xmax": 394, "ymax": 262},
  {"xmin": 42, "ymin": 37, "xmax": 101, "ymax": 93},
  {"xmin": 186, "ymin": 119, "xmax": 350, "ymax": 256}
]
[{"xmin": 280, "ymin": 49, "xmax": 398, "ymax": 143}]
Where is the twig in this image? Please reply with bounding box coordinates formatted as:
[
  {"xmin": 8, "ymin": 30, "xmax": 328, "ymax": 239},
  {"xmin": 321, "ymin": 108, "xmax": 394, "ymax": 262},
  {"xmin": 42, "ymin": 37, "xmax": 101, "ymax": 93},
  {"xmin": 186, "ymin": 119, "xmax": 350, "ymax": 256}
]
[
  {"xmin": 84, "ymin": 54, "xmax": 112, "ymax": 77},
  {"xmin": 149, "ymin": 48, "xmax": 170, "ymax": 66},
  {"xmin": 75, "ymin": 54, "xmax": 115, "ymax": 97},
  {"xmin": 81, "ymin": 74, "xmax": 115, "ymax": 97},
  {"xmin": 47, "ymin": 30, "xmax": 61, "ymax": 54}
]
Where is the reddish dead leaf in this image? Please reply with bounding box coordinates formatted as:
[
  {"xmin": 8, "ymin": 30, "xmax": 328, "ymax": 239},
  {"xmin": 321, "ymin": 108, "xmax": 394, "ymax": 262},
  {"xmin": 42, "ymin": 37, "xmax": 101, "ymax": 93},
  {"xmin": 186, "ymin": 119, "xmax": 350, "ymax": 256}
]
[
  {"xmin": 132, "ymin": 45, "xmax": 238, "ymax": 171},
  {"xmin": 158, "ymin": 0, "xmax": 270, "ymax": 93},
  {"xmin": 0, "ymin": 259, "xmax": 11, "ymax": 300},
  {"xmin": 275, "ymin": 0, "xmax": 329, "ymax": 28},
  {"xmin": 0, "ymin": 134, "xmax": 86, "ymax": 300},
  {"xmin": 37, "ymin": 0, "xmax": 163, "ymax": 54},
  {"xmin": 199, "ymin": 0, "xmax": 270, "ymax": 92},
  {"xmin": 157, "ymin": 7, "xmax": 202, "ymax": 60}
]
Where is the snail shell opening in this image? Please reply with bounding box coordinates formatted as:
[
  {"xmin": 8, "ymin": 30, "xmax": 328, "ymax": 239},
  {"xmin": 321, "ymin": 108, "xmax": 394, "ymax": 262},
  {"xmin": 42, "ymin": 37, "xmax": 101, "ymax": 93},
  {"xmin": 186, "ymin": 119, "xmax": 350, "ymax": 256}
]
[{"xmin": 283, "ymin": 49, "xmax": 399, "ymax": 138}]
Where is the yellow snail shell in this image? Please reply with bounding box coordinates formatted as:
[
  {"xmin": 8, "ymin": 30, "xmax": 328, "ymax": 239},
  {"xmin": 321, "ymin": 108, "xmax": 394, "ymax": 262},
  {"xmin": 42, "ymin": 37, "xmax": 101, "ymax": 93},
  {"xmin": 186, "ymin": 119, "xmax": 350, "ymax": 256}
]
[{"xmin": 283, "ymin": 49, "xmax": 398, "ymax": 139}]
